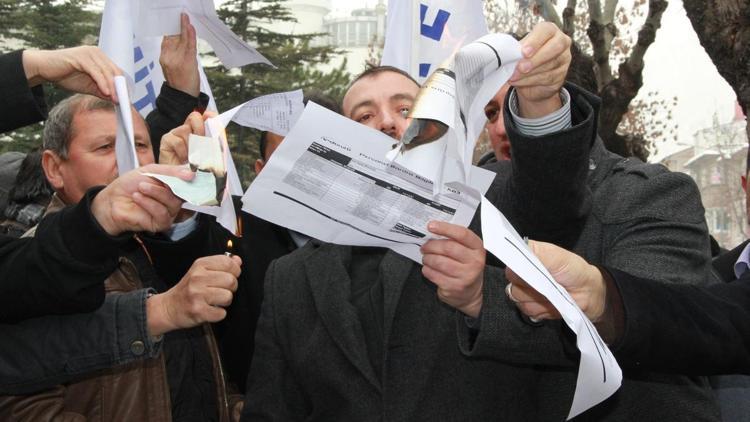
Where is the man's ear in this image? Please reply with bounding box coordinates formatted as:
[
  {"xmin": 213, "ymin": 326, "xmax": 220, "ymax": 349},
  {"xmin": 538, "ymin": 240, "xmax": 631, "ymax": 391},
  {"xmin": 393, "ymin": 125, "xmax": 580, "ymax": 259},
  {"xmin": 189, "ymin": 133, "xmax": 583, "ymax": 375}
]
[
  {"xmin": 42, "ymin": 150, "xmax": 64, "ymax": 191},
  {"xmin": 254, "ymin": 158, "xmax": 265, "ymax": 175}
]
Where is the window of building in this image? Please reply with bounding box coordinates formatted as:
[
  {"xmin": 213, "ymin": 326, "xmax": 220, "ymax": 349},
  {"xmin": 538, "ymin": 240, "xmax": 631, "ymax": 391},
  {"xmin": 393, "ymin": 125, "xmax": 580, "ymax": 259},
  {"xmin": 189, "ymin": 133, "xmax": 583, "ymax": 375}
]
[
  {"xmin": 348, "ymin": 22, "xmax": 356, "ymax": 46},
  {"xmin": 706, "ymin": 208, "xmax": 730, "ymax": 232},
  {"xmin": 710, "ymin": 165, "xmax": 723, "ymax": 185}
]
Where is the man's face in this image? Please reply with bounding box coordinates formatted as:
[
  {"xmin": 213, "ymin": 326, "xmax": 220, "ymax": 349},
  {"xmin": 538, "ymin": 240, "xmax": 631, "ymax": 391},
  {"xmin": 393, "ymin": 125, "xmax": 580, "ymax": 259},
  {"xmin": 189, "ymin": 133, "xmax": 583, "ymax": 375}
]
[
  {"xmin": 48, "ymin": 108, "xmax": 153, "ymax": 204},
  {"xmin": 342, "ymin": 71, "xmax": 419, "ymax": 140},
  {"xmin": 254, "ymin": 132, "xmax": 284, "ymax": 175},
  {"xmin": 484, "ymin": 84, "xmax": 511, "ymax": 161}
]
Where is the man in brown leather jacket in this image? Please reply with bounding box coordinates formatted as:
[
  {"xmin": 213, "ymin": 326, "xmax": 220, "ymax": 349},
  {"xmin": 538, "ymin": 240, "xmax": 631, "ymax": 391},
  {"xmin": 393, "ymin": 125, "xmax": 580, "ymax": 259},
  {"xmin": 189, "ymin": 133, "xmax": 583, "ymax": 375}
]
[{"xmin": 0, "ymin": 94, "xmax": 242, "ymax": 421}]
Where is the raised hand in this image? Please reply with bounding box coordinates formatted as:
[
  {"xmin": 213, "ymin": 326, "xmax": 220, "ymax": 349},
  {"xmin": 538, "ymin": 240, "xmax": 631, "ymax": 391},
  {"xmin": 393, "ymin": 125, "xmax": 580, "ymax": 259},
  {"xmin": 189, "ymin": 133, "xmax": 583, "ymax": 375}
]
[
  {"xmin": 22, "ymin": 46, "xmax": 122, "ymax": 102},
  {"xmin": 509, "ymin": 22, "xmax": 572, "ymax": 118},
  {"xmin": 159, "ymin": 111, "xmax": 209, "ymax": 166},
  {"xmin": 160, "ymin": 12, "xmax": 200, "ymax": 97}
]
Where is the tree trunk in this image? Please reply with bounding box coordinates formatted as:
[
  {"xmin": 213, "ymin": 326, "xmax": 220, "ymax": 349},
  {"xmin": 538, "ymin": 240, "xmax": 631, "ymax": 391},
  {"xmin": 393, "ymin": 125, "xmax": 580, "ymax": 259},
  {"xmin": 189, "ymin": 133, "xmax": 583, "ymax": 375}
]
[
  {"xmin": 597, "ymin": 0, "xmax": 668, "ymax": 158},
  {"xmin": 682, "ymin": 0, "xmax": 750, "ymax": 145}
]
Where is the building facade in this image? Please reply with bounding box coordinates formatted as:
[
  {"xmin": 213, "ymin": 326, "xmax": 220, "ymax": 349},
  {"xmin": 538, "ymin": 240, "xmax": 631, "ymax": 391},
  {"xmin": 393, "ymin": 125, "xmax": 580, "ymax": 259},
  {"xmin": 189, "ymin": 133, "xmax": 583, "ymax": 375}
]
[
  {"xmin": 272, "ymin": 0, "xmax": 387, "ymax": 75},
  {"xmin": 660, "ymin": 107, "xmax": 748, "ymax": 249}
]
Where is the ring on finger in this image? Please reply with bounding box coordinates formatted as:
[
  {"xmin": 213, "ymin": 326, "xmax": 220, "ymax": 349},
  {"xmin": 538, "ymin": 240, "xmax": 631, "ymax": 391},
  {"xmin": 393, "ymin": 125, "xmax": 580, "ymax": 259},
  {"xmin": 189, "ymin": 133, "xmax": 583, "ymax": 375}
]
[{"xmin": 505, "ymin": 283, "xmax": 519, "ymax": 303}]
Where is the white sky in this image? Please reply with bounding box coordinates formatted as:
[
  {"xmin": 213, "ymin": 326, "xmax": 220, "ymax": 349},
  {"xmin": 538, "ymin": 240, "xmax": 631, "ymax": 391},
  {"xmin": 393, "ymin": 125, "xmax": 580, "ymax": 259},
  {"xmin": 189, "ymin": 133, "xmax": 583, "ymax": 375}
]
[{"xmin": 328, "ymin": 0, "xmax": 739, "ymax": 162}]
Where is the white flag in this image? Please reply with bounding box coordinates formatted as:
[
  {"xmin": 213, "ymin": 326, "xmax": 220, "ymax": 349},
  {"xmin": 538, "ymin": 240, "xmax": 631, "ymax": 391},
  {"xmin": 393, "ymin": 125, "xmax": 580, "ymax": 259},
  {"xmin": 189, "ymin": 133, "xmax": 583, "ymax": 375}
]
[{"xmin": 381, "ymin": 0, "xmax": 488, "ymax": 83}]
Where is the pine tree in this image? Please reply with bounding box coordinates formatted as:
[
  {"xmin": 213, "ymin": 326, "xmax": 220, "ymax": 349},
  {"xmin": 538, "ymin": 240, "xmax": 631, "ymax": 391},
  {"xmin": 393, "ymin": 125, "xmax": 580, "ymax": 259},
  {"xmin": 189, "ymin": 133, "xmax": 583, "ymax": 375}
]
[{"xmin": 206, "ymin": 0, "xmax": 350, "ymax": 186}]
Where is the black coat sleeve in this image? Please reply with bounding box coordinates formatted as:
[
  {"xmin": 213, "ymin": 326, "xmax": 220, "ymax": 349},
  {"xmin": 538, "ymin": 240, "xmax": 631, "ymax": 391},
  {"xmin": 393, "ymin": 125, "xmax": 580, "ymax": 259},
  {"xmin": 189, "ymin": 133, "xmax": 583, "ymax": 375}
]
[
  {"xmin": 482, "ymin": 83, "xmax": 597, "ymax": 250},
  {"xmin": 0, "ymin": 50, "xmax": 47, "ymax": 133},
  {"xmin": 0, "ymin": 187, "xmax": 129, "ymax": 322},
  {"xmin": 146, "ymin": 84, "xmax": 209, "ymax": 160},
  {"xmin": 610, "ymin": 266, "xmax": 750, "ymax": 375}
]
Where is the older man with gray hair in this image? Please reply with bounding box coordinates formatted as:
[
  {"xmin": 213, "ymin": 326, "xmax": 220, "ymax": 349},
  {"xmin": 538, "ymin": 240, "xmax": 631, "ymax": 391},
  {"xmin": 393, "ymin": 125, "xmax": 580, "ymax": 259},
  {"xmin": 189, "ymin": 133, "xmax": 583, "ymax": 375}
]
[{"xmin": 0, "ymin": 94, "xmax": 243, "ymax": 421}]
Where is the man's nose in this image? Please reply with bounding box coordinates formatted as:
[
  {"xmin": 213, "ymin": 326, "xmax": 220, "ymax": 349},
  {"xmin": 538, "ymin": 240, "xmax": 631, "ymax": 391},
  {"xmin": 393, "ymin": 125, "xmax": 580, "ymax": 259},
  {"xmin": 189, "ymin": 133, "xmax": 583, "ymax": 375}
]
[
  {"xmin": 379, "ymin": 111, "xmax": 399, "ymax": 140},
  {"xmin": 487, "ymin": 113, "xmax": 506, "ymax": 140}
]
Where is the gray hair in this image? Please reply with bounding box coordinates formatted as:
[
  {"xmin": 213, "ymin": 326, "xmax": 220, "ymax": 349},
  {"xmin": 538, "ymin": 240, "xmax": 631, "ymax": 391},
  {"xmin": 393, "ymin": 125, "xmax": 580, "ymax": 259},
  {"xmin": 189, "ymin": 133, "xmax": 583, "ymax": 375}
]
[{"xmin": 42, "ymin": 94, "xmax": 115, "ymax": 159}]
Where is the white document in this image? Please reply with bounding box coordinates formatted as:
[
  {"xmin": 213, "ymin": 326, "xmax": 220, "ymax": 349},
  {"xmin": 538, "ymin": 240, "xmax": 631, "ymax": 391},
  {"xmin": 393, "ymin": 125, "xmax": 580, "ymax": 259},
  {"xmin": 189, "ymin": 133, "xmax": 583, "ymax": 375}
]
[
  {"xmin": 391, "ymin": 33, "xmax": 523, "ymax": 194},
  {"xmin": 227, "ymin": 89, "xmax": 304, "ymax": 136},
  {"xmin": 137, "ymin": 0, "xmax": 273, "ymax": 69},
  {"xmin": 480, "ymin": 197, "xmax": 622, "ymax": 420},
  {"xmin": 242, "ymin": 103, "xmax": 495, "ymax": 263},
  {"xmin": 114, "ymin": 76, "xmax": 139, "ymax": 174}
]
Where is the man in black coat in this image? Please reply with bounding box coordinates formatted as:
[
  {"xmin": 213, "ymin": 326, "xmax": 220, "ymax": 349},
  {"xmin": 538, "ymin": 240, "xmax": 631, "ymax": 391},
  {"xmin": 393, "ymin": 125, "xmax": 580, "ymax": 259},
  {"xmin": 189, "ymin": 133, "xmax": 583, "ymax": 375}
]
[
  {"xmin": 240, "ymin": 23, "xmax": 598, "ymax": 421},
  {"xmin": 0, "ymin": 46, "xmax": 192, "ymax": 323}
]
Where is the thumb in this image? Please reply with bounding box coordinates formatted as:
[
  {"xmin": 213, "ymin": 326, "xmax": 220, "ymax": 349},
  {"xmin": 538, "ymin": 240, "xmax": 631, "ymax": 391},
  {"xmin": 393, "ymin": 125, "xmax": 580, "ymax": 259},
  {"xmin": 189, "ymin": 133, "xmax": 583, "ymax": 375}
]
[{"xmin": 140, "ymin": 163, "xmax": 195, "ymax": 181}]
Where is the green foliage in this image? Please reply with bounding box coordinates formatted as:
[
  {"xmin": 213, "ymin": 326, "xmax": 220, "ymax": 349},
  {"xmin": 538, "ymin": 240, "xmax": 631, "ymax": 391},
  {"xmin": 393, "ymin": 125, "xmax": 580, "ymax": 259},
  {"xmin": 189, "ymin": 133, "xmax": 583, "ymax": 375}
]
[
  {"xmin": 206, "ymin": 0, "xmax": 350, "ymax": 186},
  {"xmin": 0, "ymin": 0, "xmax": 351, "ymax": 186}
]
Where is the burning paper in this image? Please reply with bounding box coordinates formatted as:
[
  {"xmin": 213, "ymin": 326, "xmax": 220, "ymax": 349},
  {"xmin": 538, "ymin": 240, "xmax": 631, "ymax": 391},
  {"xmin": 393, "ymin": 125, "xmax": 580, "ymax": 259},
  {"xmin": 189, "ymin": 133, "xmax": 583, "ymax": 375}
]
[
  {"xmin": 388, "ymin": 33, "xmax": 523, "ymax": 195},
  {"xmin": 145, "ymin": 134, "xmax": 227, "ymax": 207}
]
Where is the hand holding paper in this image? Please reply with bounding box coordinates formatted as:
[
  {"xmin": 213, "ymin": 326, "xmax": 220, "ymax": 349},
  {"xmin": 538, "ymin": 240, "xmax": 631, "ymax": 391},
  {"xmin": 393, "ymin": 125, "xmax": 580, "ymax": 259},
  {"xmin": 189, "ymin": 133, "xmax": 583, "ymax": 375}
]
[
  {"xmin": 480, "ymin": 197, "xmax": 621, "ymax": 420},
  {"xmin": 505, "ymin": 240, "xmax": 608, "ymax": 322},
  {"xmin": 92, "ymin": 164, "xmax": 193, "ymax": 235},
  {"xmin": 421, "ymin": 220, "xmax": 486, "ymax": 318},
  {"xmin": 509, "ymin": 22, "xmax": 572, "ymax": 118},
  {"xmin": 22, "ymin": 46, "xmax": 122, "ymax": 102},
  {"xmin": 160, "ymin": 12, "xmax": 200, "ymax": 97}
]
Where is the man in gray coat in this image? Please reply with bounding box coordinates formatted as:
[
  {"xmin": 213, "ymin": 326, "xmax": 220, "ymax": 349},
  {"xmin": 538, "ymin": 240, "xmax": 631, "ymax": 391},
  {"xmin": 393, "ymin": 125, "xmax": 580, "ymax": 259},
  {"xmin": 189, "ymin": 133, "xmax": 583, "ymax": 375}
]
[{"xmin": 242, "ymin": 24, "xmax": 717, "ymax": 421}]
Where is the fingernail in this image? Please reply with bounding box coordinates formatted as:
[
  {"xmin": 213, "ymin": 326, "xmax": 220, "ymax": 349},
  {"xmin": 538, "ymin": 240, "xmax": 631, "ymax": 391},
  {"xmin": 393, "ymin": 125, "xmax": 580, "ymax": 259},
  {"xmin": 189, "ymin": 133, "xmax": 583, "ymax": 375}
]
[
  {"xmin": 427, "ymin": 221, "xmax": 437, "ymax": 231},
  {"xmin": 139, "ymin": 181, "xmax": 151, "ymax": 193},
  {"xmin": 519, "ymin": 61, "xmax": 532, "ymax": 73},
  {"xmin": 523, "ymin": 46, "xmax": 534, "ymax": 57},
  {"xmin": 179, "ymin": 169, "xmax": 195, "ymax": 179}
]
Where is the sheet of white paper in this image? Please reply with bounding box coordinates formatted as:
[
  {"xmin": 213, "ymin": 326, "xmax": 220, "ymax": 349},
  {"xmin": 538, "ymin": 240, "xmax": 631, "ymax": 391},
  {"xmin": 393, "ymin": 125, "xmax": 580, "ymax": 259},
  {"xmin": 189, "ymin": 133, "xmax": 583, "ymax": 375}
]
[
  {"xmin": 394, "ymin": 33, "xmax": 522, "ymax": 192},
  {"xmin": 114, "ymin": 76, "xmax": 139, "ymax": 174},
  {"xmin": 145, "ymin": 170, "xmax": 218, "ymax": 206},
  {"xmin": 137, "ymin": 0, "xmax": 272, "ymax": 69},
  {"xmin": 99, "ymin": 0, "xmax": 137, "ymax": 78},
  {"xmin": 480, "ymin": 197, "xmax": 622, "ymax": 419},
  {"xmin": 242, "ymin": 103, "xmax": 494, "ymax": 262},
  {"xmin": 229, "ymin": 90, "xmax": 304, "ymax": 136},
  {"xmin": 188, "ymin": 134, "xmax": 225, "ymax": 174}
]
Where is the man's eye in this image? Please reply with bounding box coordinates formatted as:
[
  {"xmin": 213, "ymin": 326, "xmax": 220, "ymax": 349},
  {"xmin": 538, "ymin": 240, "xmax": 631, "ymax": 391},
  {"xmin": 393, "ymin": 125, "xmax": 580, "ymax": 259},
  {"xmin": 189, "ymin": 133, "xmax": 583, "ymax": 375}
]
[
  {"xmin": 357, "ymin": 114, "xmax": 372, "ymax": 123},
  {"xmin": 484, "ymin": 108, "xmax": 499, "ymax": 122},
  {"xmin": 97, "ymin": 144, "xmax": 114, "ymax": 151},
  {"xmin": 399, "ymin": 107, "xmax": 410, "ymax": 118}
]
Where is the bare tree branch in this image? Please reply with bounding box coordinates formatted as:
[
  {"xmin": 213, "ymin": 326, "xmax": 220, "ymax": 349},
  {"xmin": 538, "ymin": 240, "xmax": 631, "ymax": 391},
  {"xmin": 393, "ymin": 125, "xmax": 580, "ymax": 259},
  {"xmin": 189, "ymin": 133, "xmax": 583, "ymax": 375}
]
[
  {"xmin": 534, "ymin": 0, "xmax": 563, "ymax": 27},
  {"xmin": 562, "ymin": 0, "xmax": 578, "ymax": 36},
  {"xmin": 682, "ymin": 0, "xmax": 750, "ymax": 144},
  {"xmin": 587, "ymin": 0, "xmax": 617, "ymax": 87},
  {"xmin": 598, "ymin": 0, "xmax": 668, "ymax": 154}
]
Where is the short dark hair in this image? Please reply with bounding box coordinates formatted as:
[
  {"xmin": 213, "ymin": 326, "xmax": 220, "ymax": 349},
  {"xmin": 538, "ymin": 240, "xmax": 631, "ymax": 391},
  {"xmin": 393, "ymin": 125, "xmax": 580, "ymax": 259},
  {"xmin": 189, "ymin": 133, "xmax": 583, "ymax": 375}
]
[
  {"xmin": 259, "ymin": 91, "xmax": 343, "ymax": 161},
  {"xmin": 348, "ymin": 64, "xmax": 421, "ymax": 91}
]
